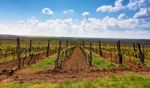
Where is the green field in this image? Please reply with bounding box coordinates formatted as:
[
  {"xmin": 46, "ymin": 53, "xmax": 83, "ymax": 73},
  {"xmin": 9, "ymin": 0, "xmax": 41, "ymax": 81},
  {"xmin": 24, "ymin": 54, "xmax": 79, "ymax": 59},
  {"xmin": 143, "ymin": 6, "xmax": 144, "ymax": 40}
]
[{"xmin": 1, "ymin": 72, "xmax": 150, "ymax": 88}]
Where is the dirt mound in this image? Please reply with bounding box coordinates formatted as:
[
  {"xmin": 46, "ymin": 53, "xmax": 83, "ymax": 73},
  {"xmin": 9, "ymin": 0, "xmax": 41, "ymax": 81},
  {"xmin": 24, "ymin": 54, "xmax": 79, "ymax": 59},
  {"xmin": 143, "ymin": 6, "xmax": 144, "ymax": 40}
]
[
  {"xmin": 1, "ymin": 47, "xmax": 150, "ymax": 83},
  {"xmin": 60, "ymin": 47, "xmax": 93, "ymax": 73}
]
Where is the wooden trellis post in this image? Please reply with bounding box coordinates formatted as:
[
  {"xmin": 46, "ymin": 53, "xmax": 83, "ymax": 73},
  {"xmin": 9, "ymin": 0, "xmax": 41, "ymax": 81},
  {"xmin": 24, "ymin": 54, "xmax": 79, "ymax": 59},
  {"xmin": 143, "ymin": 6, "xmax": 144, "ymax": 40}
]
[
  {"xmin": 82, "ymin": 41, "xmax": 86, "ymax": 53},
  {"xmin": 98, "ymin": 41, "xmax": 102, "ymax": 57},
  {"xmin": 22, "ymin": 49, "xmax": 27, "ymax": 67},
  {"xmin": 89, "ymin": 42, "xmax": 93, "ymax": 66},
  {"xmin": 55, "ymin": 41, "xmax": 61, "ymax": 69},
  {"xmin": 142, "ymin": 44, "xmax": 145, "ymax": 57},
  {"xmin": 16, "ymin": 38, "xmax": 21, "ymax": 69},
  {"xmin": 117, "ymin": 40, "xmax": 122, "ymax": 64},
  {"xmin": 29, "ymin": 40, "xmax": 32, "ymax": 52},
  {"xmin": 137, "ymin": 43, "xmax": 144, "ymax": 64},
  {"xmin": 47, "ymin": 40, "xmax": 50, "ymax": 57},
  {"xmin": 133, "ymin": 43, "xmax": 138, "ymax": 58},
  {"xmin": 28, "ymin": 39, "xmax": 32, "ymax": 65},
  {"xmin": 65, "ymin": 40, "xmax": 68, "ymax": 57}
]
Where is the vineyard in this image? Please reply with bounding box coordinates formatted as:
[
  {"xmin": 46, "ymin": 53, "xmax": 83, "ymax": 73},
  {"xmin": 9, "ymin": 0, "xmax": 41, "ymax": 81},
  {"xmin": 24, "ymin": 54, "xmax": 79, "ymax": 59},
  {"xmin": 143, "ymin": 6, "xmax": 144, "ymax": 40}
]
[{"xmin": 0, "ymin": 36, "xmax": 150, "ymax": 88}]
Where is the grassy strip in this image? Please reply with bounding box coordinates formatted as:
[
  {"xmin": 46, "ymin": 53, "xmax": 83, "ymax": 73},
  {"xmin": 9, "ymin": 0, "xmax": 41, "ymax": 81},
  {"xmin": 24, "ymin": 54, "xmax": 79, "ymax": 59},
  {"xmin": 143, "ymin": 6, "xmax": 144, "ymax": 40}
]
[
  {"xmin": 85, "ymin": 50, "xmax": 116, "ymax": 70},
  {"xmin": 1, "ymin": 72, "xmax": 150, "ymax": 88},
  {"xmin": 30, "ymin": 54, "xmax": 57, "ymax": 70},
  {"xmin": 57, "ymin": 73, "xmax": 150, "ymax": 88},
  {"xmin": 92, "ymin": 52, "xmax": 116, "ymax": 70},
  {"xmin": 123, "ymin": 55, "xmax": 150, "ymax": 67},
  {"xmin": 0, "ymin": 83, "xmax": 56, "ymax": 88},
  {"xmin": 144, "ymin": 59, "xmax": 150, "ymax": 66}
]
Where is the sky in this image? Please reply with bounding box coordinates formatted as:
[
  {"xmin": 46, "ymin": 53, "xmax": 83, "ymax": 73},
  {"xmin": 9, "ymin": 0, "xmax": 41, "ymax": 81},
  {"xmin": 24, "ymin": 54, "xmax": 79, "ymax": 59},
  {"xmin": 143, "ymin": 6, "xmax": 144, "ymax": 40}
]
[{"xmin": 0, "ymin": 0, "xmax": 150, "ymax": 39}]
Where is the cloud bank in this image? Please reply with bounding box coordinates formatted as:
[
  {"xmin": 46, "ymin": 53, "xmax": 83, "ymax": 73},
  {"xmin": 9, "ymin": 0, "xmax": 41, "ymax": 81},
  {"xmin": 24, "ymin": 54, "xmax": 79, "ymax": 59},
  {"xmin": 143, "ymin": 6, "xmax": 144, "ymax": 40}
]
[
  {"xmin": 0, "ymin": 0, "xmax": 150, "ymax": 39},
  {"xmin": 0, "ymin": 15, "xmax": 149, "ymax": 39}
]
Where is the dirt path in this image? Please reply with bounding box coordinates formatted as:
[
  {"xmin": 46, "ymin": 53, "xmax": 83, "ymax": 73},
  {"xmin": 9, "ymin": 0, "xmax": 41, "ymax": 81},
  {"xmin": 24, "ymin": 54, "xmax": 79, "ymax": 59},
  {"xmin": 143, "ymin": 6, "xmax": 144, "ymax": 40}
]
[
  {"xmin": 0, "ymin": 47, "xmax": 97, "ymax": 83},
  {"xmin": 1, "ymin": 47, "xmax": 150, "ymax": 83},
  {"xmin": 60, "ymin": 47, "xmax": 93, "ymax": 73}
]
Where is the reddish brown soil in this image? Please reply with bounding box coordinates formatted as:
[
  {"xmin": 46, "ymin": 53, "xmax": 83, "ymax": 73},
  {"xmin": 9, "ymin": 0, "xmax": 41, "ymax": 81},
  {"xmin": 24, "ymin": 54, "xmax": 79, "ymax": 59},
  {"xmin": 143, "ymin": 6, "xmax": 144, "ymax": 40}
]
[
  {"xmin": 0, "ymin": 47, "xmax": 150, "ymax": 83},
  {"xmin": 0, "ymin": 60, "xmax": 18, "ymax": 72},
  {"xmin": 60, "ymin": 47, "xmax": 94, "ymax": 73},
  {"xmin": 0, "ymin": 52, "xmax": 54, "ymax": 79},
  {"xmin": 0, "ymin": 47, "xmax": 118, "ymax": 83},
  {"xmin": 87, "ymin": 48, "xmax": 150, "ymax": 72},
  {"xmin": 100, "ymin": 51, "xmax": 150, "ymax": 72}
]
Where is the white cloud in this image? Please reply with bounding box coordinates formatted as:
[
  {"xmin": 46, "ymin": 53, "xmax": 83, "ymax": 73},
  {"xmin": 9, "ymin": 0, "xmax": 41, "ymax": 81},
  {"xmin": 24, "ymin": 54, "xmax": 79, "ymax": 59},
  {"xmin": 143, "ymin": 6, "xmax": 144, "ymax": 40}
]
[
  {"xmin": 63, "ymin": 9, "xmax": 74, "ymax": 14},
  {"xmin": 27, "ymin": 16, "xmax": 39, "ymax": 24},
  {"xmin": 96, "ymin": 5, "xmax": 113, "ymax": 12},
  {"xmin": 82, "ymin": 12, "xmax": 90, "ymax": 20},
  {"xmin": 118, "ymin": 13, "xmax": 128, "ymax": 20},
  {"xmin": 63, "ymin": 11, "xmax": 67, "ymax": 14},
  {"xmin": 42, "ymin": 8, "xmax": 54, "ymax": 15},
  {"xmin": 79, "ymin": 18, "xmax": 104, "ymax": 33},
  {"xmin": 127, "ymin": 0, "xmax": 150, "ymax": 10},
  {"xmin": 96, "ymin": 0, "xmax": 150, "ymax": 13},
  {"xmin": 96, "ymin": 0, "xmax": 125, "ymax": 12},
  {"xmin": 125, "ymin": 0, "xmax": 150, "ymax": 25},
  {"xmin": 127, "ymin": 0, "xmax": 139, "ymax": 10},
  {"xmin": 0, "ymin": 16, "xmax": 150, "ymax": 39},
  {"xmin": 133, "ymin": 8, "xmax": 149, "ymax": 19},
  {"xmin": 115, "ymin": 0, "xmax": 123, "ymax": 7},
  {"xmin": 82, "ymin": 12, "xmax": 90, "ymax": 17}
]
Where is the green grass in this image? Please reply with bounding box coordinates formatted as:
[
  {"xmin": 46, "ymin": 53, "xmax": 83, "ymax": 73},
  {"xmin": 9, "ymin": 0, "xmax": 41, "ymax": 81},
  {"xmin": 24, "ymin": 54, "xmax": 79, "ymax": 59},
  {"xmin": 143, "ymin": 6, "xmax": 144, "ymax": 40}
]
[
  {"xmin": 144, "ymin": 59, "xmax": 150, "ymax": 66},
  {"xmin": 92, "ymin": 52, "xmax": 116, "ymax": 70},
  {"xmin": 1, "ymin": 72, "xmax": 150, "ymax": 88},
  {"xmin": 85, "ymin": 50, "xmax": 116, "ymax": 70},
  {"xmin": 58, "ymin": 74, "xmax": 150, "ymax": 88},
  {"xmin": 0, "ymin": 83, "xmax": 56, "ymax": 88},
  {"xmin": 30, "ymin": 54, "xmax": 57, "ymax": 70}
]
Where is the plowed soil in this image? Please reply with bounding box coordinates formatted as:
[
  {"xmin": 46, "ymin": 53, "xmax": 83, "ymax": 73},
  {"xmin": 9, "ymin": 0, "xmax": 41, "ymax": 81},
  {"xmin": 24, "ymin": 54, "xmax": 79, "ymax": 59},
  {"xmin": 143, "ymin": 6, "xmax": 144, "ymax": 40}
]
[
  {"xmin": 0, "ymin": 47, "xmax": 150, "ymax": 83},
  {"xmin": 101, "ymin": 51, "xmax": 150, "ymax": 72},
  {"xmin": 60, "ymin": 47, "xmax": 93, "ymax": 73},
  {"xmin": 0, "ymin": 52, "xmax": 54, "ymax": 81}
]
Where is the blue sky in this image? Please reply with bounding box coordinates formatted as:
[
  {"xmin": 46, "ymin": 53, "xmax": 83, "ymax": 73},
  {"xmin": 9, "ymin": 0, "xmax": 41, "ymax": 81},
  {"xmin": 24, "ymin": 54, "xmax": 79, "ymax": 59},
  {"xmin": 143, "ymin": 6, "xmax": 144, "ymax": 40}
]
[
  {"xmin": 0, "ymin": 0, "xmax": 132, "ymax": 22},
  {"xmin": 0, "ymin": 0, "xmax": 150, "ymax": 39}
]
